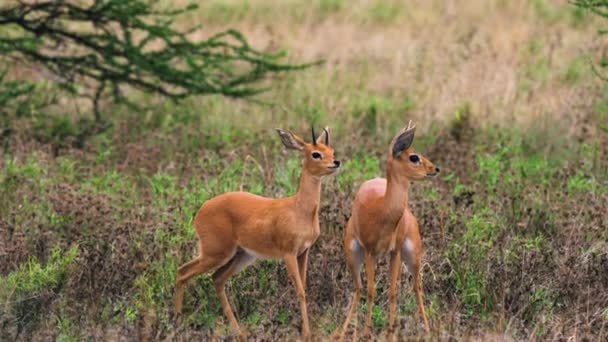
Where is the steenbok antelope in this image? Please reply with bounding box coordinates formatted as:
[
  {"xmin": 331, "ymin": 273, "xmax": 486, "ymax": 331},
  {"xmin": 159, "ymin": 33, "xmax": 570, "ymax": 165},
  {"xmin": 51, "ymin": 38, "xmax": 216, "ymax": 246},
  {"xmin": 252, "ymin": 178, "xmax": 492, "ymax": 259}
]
[
  {"xmin": 338, "ymin": 121, "xmax": 439, "ymax": 340},
  {"xmin": 174, "ymin": 127, "xmax": 340, "ymax": 341}
]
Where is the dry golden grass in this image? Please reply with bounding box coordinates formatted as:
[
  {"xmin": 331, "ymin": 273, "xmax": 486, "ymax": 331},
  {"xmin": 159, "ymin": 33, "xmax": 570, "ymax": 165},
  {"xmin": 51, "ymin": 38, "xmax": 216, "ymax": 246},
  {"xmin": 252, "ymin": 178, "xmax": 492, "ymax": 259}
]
[{"xmin": 164, "ymin": 0, "xmax": 605, "ymax": 134}]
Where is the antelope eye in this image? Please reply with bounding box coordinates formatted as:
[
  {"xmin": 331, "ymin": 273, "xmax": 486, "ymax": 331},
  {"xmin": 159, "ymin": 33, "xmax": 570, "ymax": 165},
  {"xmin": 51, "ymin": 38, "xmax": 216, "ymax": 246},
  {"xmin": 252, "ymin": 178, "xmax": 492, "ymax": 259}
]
[
  {"xmin": 312, "ymin": 152, "xmax": 322, "ymax": 160},
  {"xmin": 409, "ymin": 154, "xmax": 420, "ymax": 163}
]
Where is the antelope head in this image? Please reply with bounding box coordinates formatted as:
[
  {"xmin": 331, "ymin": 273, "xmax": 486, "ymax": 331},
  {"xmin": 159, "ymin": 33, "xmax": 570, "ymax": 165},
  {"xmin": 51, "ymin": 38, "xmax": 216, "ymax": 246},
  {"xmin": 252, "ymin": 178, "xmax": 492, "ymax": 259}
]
[
  {"xmin": 276, "ymin": 126, "xmax": 341, "ymax": 177},
  {"xmin": 388, "ymin": 120, "xmax": 440, "ymax": 182}
]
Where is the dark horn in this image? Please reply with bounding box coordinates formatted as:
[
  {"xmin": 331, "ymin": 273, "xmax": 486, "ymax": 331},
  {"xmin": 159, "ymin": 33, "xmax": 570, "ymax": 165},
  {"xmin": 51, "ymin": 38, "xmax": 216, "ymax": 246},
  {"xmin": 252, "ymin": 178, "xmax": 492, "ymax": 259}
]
[
  {"xmin": 323, "ymin": 128, "xmax": 329, "ymax": 145},
  {"xmin": 311, "ymin": 126, "xmax": 317, "ymax": 145}
]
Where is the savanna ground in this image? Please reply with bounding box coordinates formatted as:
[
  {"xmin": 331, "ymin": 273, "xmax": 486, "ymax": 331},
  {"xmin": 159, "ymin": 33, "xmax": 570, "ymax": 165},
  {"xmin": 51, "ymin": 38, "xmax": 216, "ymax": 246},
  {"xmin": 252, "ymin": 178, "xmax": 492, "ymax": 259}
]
[{"xmin": 1, "ymin": 0, "xmax": 607, "ymax": 340}]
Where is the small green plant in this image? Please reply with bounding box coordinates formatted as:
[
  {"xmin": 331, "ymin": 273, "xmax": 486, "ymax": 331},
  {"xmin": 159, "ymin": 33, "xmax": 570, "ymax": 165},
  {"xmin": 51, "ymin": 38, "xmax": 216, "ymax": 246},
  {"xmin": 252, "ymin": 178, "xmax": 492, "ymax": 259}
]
[
  {"xmin": 56, "ymin": 157, "xmax": 78, "ymax": 181},
  {"xmin": 95, "ymin": 147, "xmax": 112, "ymax": 163},
  {"xmin": 148, "ymin": 173, "xmax": 177, "ymax": 194},
  {"xmin": 83, "ymin": 170, "xmax": 134, "ymax": 198},
  {"xmin": 371, "ymin": 304, "xmax": 386, "ymax": 328},
  {"xmin": 124, "ymin": 305, "xmax": 138, "ymax": 324},
  {"xmin": 425, "ymin": 187, "xmax": 439, "ymax": 200},
  {"xmin": 245, "ymin": 311, "xmax": 262, "ymax": 326},
  {"xmin": 566, "ymin": 171, "xmax": 594, "ymax": 193},
  {"xmin": 0, "ymin": 245, "xmax": 79, "ymax": 302},
  {"xmin": 447, "ymin": 209, "xmax": 501, "ymax": 316},
  {"xmin": 476, "ymin": 147, "xmax": 507, "ymax": 188},
  {"xmin": 191, "ymin": 299, "xmax": 218, "ymax": 328},
  {"xmin": 275, "ymin": 309, "xmax": 290, "ymax": 326}
]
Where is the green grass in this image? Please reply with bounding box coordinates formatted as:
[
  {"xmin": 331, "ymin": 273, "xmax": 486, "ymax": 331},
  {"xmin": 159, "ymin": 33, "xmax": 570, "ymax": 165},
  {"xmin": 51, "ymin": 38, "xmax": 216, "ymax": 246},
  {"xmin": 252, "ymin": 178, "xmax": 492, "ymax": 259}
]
[
  {"xmin": 447, "ymin": 209, "xmax": 500, "ymax": 317},
  {"xmin": 0, "ymin": 245, "xmax": 78, "ymax": 302},
  {"xmin": 1, "ymin": 0, "xmax": 607, "ymax": 340},
  {"xmin": 3, "ymin": 95, "xmax": 607, "ymax": 340}
]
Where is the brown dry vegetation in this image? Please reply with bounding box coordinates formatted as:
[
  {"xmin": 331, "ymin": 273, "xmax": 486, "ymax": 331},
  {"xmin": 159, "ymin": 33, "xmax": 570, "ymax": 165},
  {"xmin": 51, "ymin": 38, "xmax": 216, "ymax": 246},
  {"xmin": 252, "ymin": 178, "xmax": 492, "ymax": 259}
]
[{"xmin": 1, "ymin": 0, "xmax": 607, "ymax": 341}]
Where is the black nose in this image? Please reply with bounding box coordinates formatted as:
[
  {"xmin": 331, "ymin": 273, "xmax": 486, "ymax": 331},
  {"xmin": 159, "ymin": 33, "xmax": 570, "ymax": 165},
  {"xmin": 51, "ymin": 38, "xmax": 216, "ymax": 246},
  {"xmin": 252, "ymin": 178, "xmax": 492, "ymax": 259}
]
[
  {"xmin": 435, "ymin": 167, "xmax": 441, "ymax": 173},
  {"xmin": 334, "ymin": 160, "xmax": 341, "ymax": 167}
]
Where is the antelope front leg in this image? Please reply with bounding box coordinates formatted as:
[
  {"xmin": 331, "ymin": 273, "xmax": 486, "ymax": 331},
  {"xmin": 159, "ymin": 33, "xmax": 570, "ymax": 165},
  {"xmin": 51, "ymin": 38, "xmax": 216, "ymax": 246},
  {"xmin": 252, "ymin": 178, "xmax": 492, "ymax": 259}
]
[
  {"xmin": 411, "ymin": 260, "xmax": 430, "ymax": 333},
  {"xmin": 362, "ymin": 252, "xmax": 376, "ymax": 338},
  {"xmin": 285, "ymin": 254, "xmax": 311, "ymax": 340},
  {"xmin": 297, "ymin": 248, "xmax": 309, "ymax": 289},
  {"xmin": 337, "ymin": 235, "xmax": 363, "ymax": 341},
  {"xmin": 388, "ymin": 250, "xmax": 402, "ymax": 339}
]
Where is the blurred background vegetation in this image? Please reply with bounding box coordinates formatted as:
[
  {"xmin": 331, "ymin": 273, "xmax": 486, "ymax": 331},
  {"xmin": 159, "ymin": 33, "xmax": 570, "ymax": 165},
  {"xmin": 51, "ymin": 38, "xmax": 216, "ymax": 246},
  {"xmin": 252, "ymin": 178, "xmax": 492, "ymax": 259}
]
[{"xmin": 1, "ymin": 0, "xmax": 607, "ymax": 340}]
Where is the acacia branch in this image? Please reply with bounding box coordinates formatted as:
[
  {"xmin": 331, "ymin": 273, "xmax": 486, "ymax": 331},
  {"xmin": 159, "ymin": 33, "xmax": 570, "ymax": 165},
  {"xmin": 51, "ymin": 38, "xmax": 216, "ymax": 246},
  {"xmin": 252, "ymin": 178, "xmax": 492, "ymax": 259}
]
[
  {"xmin": 573, "ymin": 0, "xmax": 608, "ymax": 81},
  {"xmin": 0, "ymin": 0, "xmax": 320, "ymax": 123}
]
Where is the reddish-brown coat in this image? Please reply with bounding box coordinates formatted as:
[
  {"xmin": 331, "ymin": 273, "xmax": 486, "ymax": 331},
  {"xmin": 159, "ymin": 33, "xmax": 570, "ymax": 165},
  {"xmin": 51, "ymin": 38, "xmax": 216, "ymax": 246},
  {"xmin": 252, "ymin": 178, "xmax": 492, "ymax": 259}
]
[
  {"xmin": 338, "ymin": 122, "xmax": 439, "ymax": 340},
  {"xmin": 174, "ymin": 128, "xmax": 339, "ymax": 341}
]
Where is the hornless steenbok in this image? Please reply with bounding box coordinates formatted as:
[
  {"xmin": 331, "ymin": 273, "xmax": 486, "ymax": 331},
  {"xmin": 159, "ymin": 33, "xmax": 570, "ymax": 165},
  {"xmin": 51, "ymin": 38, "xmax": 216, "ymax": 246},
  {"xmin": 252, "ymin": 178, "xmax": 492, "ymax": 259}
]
[
  {"xmin": 174, "ymin": 127, "xmax": 340, "ymax": 341},
  {"xmin": 338, "ymin": 121, "xmax": 439, "ymax": 340}
]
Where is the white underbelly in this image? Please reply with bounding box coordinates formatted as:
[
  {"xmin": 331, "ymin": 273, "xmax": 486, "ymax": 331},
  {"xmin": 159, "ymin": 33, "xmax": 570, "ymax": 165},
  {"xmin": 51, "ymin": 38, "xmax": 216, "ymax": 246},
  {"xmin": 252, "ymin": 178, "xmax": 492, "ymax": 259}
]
[{"xmin": 241, "ymin": 247, "xmax": 275, "ymax": 260}]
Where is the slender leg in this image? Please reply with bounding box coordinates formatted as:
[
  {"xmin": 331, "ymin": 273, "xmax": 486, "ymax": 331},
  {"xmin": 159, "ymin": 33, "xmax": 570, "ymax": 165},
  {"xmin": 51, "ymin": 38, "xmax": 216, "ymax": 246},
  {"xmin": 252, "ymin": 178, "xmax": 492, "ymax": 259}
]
[
  {"xmin": 387, "ymin": 250, "xmax": 402, "ymax": 339},
  {"xmin": 174, "ymin": 255, "xmax": 222, "ymax": 318},
  {"xmin": 411, "ymin": 259, "xmax": 430, "ymax": 333},
  {"xmin": 212, "ymin": 249, "xmax": 256, "ymax": 342},
  {"xmin": 297, "ymin": 248, "xmax": 309, "ymax": 289},
  {"xmin": 362, "ymin": 252, "xmax": 375, "ymax": 337},
  {"xmin": 284, "ymin": 254, "xmax": 311, "ymax": 341},
  {"xmin": 338, "ymin": 236, "xmax": 364, "ymax": 341}
]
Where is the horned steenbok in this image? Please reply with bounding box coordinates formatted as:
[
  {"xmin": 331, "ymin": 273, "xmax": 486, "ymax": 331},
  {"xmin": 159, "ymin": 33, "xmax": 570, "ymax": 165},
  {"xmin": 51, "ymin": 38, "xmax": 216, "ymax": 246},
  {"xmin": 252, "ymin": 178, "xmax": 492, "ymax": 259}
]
[
  {"xmin": 174, "ymin": 127, "xmax": 340, "ymax": 341},
  {"xmin": 337, "ymin": 121, "xmax": 439, "ymax": 340}
]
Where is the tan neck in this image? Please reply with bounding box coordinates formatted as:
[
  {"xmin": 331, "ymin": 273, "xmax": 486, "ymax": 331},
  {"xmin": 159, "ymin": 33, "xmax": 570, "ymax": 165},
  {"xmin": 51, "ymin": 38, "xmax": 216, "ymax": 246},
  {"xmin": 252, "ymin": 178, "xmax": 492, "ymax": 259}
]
[
  {"xmin": 294, "ymin": 169, "xmax": 321, "ymax": 213},
  {"xmin": 383, "ymin": 162, "xmax": 410, "ymax": 226}
]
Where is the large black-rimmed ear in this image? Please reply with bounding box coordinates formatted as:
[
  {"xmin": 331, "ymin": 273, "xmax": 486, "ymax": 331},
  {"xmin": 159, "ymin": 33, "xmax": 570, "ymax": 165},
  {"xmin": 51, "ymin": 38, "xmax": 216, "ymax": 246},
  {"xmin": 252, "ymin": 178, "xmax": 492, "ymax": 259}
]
[
  {"xmin": 391, "ymin": 121, "xmax": 416, "ymax": 159},
  {"xmin": 276, "ymin": 128, "xmax": 306, "ymax": 151},
  {"xmin": 316, "ymin": 126, "xmax": 330, "ymax": 145}
]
